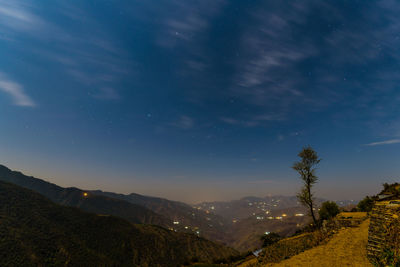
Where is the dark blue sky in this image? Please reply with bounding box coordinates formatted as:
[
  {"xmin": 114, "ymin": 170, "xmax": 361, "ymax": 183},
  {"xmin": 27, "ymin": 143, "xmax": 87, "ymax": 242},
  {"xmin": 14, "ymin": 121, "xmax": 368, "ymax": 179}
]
[{"xmin": 1, "ymin": 0, "xmax": 400, "ymax": 203}]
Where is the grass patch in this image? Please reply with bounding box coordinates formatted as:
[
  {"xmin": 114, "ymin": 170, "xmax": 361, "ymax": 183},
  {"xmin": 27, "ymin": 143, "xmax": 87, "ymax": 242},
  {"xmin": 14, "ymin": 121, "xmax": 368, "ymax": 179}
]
[{"xmin": 258, "ymin": 230, "xmax": 329, "ymax": 264}]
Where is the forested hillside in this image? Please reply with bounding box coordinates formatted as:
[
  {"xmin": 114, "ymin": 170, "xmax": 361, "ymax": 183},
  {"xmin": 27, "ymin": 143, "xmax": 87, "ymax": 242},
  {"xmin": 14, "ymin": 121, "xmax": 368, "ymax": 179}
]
[
  {"xmin": 0, "ymin": 181, "xmax": 238, "ymax": 266},
  {"xmin": 0, "ymin": 165, "xmax": 169, "ymax": 227}
]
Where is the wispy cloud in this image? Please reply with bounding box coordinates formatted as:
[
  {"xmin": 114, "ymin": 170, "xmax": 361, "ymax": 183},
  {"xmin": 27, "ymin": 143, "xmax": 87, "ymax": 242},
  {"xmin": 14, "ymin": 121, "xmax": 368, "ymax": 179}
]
[
  {"xmin": 0, "ymin": 73, "xmax": 35, "ymax": 107},
  {"xmin": 156, "ymin": 0, "xmax": 225, "ymax": 48},
  {"xmin": 170, "ymin": 115, "xmax": 195, "ymax": 130},
  {"xmin": 93, "ymin": 87, "xmax": 120, "ymax": 100},
  {"xmin": 0, "ymin": 1, "xmax": 134, "ymax": 102},
  {"xmin": 154, "ymin": 0, "xmax": 225, "ymax": 80},
  {"xmin": 364, "ymin": 139, "xmax": 400, "ymax": 146},
  {"xmin": 220, "ymin": 113, "xmax": 285, "ymax": 127},
  {"xmin": 232, "ymin": 4, "xmax": 315, "ymax": 109},
  {"xmin": 0, "ymin": 1, "xmax": 43, "ymax": 31},
  {"xmin": 226, "ymin": 0, "xmax": 400, "ymax": 137}
]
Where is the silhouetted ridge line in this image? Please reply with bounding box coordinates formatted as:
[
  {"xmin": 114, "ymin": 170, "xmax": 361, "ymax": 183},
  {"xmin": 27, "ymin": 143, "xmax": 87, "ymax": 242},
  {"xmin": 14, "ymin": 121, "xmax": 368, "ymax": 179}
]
[{"xmin": 0, "ymin": 164, "xmax": 170, "ymax": 226}]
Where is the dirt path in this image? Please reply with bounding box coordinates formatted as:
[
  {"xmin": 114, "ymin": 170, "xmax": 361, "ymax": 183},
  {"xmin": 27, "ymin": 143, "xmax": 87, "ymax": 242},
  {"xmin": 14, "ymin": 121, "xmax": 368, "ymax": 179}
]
[{"xmin": 268, "ymin": 219, "xmax": 372, "ymax": 267}]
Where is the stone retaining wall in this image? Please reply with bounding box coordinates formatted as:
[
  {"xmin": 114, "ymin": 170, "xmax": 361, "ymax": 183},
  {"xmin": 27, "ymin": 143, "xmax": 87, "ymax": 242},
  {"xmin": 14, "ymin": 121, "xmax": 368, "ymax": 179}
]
[
  {"xmin": 335, "ymin": 212, "xmax": 367, "ymax": 228},
  {"xmin": 367, "ymin": 200, "xmax": 400, "ymax": 263}
]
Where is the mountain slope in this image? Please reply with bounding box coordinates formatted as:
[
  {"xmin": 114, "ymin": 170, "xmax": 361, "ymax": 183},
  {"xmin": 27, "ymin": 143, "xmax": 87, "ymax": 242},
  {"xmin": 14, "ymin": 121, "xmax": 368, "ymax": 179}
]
[
  {"xmin": 0, "ymin": 181, "xmax": 238, "ymax": 266},
  {"xmin": 0, "ymin": 165, "xmax": 170, "ymax": 227},
  {"xmin": 0, "ymin": 165, "xmax": 231, "ymax": 244},
  {"xmin": 92, "ymin": 190, "xmax": 231, "ymax": 244},
  {"xmin": 227, "ymin": 214, "xmax": 309, "ymax": 251},
  {"xmin": 195, "ymin": 196, "xmax": 319, "ymax": 221}
]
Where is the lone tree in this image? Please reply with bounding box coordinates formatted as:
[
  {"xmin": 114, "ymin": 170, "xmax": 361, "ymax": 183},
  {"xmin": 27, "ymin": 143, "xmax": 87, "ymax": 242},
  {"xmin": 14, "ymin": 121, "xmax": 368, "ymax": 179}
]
[{"xmin": 292, "ymin": 146, "xmax": 321, "ymax": 226}]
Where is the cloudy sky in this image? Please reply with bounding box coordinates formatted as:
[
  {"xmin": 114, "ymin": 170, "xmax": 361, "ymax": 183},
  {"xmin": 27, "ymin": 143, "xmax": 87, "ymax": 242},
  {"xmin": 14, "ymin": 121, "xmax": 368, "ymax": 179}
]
[{"xmin": 1, "ymin": 0, "xmax": 400, "ymax": 203}]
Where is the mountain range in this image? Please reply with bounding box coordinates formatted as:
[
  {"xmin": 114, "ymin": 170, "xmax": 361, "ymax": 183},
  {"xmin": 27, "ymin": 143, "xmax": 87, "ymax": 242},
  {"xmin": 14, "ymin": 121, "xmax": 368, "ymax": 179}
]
[
  {"xmin": 90, "ymin": 189, "xmax": 231, "ymax": 244},
  {"xmin": 0, "ymin": 165, "xmax": 169, "ymax": 227},
  {"xmin": 194, "ymin": 196, "xmax": 356, "ymax": 221},
  {"xmin": 0, "ymin": 181, "xmax": 238, "ymax": 266},
  {"xmin": 0, "ymin": 164, "xmax": 354, "ymax": 252}
]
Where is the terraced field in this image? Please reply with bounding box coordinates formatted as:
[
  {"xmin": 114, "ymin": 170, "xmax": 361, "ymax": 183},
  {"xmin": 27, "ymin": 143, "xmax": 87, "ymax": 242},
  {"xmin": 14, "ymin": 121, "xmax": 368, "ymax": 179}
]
[{"xmin": 268, "ymin": 219, "xmax": 372, "ymax": 267}]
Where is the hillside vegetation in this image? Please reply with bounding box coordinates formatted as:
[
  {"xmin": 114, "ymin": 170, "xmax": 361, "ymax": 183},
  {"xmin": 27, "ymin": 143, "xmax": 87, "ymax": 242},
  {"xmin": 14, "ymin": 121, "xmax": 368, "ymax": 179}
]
[
  {"xmin": 0, "ymin": 181, "xmax": 238, "ymax": 266},
  {"xmin": 227, "ymin": 214, "xmax": 309, "ymax": 251},
  {"xmin": 0, "ymin": 164, "xmax": 352, "ymax": 252},
  {"xmin": 0, "ymin": 165, "xmax": 169, "ymax": 226},
  {"xmin": 92, "ymin": 190, "xmax": 230, "ymax": 244},
  {"xmin": 0, "ymin": 165, "xmax": 233, "ymax": 245}
]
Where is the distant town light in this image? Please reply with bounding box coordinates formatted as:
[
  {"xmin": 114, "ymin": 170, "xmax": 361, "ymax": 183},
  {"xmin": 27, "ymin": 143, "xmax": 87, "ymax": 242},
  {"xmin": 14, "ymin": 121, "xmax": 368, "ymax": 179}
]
[
  {"xmin": 282, "ymin": 213, "xmax": 287, "ymax": 217},
  {"xmin": 173, "ymin": 221, "xmax": 180, "ymax": 225},
  {"xmin": 265, "ymin": 231, "xmax": 270, "ymax": 235},
  {"xmin": 295, "ymin": 213, "xmax": 305, "ymax": 217},
  {"xmin": 83, "ymin": 192, "xmax": 88, "ymax": 197}
]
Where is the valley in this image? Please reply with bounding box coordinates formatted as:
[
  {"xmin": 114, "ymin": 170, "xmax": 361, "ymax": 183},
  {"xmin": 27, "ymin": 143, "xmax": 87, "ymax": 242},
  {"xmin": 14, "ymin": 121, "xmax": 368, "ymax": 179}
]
[
  {"xmin": 0, "ymin": 164, "xmax": 354, "ymax": 252},
  {"xmin": 0, "ymin": 181, "xmax": 238, "ymax": 266},
  {"xmin": 1, "ymin": 1, "xmax": 397, "ymax": 265}
]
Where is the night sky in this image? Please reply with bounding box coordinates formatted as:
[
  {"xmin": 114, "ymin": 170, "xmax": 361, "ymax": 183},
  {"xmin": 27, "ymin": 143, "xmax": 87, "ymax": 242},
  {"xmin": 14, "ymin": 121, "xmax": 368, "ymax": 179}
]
[{"xmin": 1, "ymin": 0, "xmax": 400, "ymax": 203}]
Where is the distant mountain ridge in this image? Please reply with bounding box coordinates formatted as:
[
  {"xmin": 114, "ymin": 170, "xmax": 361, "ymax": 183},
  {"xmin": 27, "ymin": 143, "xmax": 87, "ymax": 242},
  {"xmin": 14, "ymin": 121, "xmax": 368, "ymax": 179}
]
[
  {"xmin": 91, "ymin": 189, "xmax": 231, "ymax": 244},
  {"xmin": 0, "ymin": 181, "xmax": 238, "ymax": 266},
  {"xmin": 0, "ymin": 165, "xmax": 170, "ymax": 227},
  {"xmin": 0, "ymin": 164, "xmax": 356, "ymax": 251},
  {"xmin": 195, "ymin": 195, "xmax": 356, "ymax": 221},
  {"xmin": 194, "ymin": 195, "xmax": 302, "ymax": 221},
  {"xmin": 0, "ymin": 164, "xmax": 231, "ymax": 245},
  {"xmin": 194, "ymin": 195, "xmax": 357, "ymax": 251}
]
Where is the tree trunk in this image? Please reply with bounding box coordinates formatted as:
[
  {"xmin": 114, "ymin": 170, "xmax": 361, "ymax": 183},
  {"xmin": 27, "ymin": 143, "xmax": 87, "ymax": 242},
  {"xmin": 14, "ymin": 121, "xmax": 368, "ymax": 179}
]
[
  {"xmin": 307, "ymin": 179, "xmax": 317, "ymax": 226},
  {"xmin": 310, "ymin": 202, "xmax": 317, "ymax": 226}
]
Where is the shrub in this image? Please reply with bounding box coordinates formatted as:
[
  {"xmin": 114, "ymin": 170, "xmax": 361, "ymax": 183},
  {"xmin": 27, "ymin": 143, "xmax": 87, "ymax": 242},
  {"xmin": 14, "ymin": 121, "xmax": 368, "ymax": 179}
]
[
  {"xmin": 357, "ymin": 196, "xmax": 374, "ymax": 212},
  {"xmin": 318, "ymin": 201, "xmax": 340, "ymax": 221},
  {"xmin": 381, "ymin": 182, "xmax": 400, "ymax": 195},
  {"xmin": 260, "ymin": 232, "xmax": 281, "ymax": 247}
]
